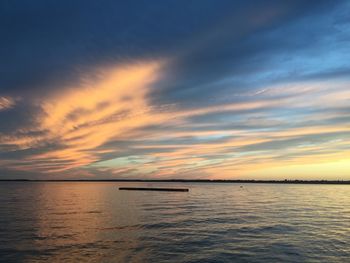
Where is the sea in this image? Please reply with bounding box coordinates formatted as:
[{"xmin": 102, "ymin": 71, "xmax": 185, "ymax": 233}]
[{"xmin": 0, "ymin": 182, "xmax": 349, "ymax": 262}]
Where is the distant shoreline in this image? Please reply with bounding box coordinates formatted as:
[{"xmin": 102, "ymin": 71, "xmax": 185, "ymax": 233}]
[{"xmin": 0, "ymin": 179, "xmax": 349, "ymax": 185}]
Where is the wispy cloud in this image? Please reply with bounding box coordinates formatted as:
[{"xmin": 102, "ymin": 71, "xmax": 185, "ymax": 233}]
[
  {"xmin": 1, "ymin": 0, "xmax": 350, "ymax": 179},
  {"xmin": 1, "ymin": 61, "xmax": 165, "ymax": 172},
  {"xmin": 0, "ymin": 97, "xmax": 16, "ymax": 111},
  {"xmin": 1, "ymin": 63, "xmax": 350, "ymax": 179}
]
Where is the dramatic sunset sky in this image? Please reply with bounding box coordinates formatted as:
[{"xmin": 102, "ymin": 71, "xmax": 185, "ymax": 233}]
[{"xmin": 1, "ymin": 0, "xmax": 350, "ymax": 179}]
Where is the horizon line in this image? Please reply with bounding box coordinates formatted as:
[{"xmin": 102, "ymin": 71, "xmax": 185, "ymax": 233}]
[{"xmin": 0, "ymin": 179, "xmax": 350, "ymax": 185}]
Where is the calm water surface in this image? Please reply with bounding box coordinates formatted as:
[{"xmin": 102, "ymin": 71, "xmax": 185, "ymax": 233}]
[{"xmin": 0, "ymin": 182, "xmax": 349, "ymax": 262}]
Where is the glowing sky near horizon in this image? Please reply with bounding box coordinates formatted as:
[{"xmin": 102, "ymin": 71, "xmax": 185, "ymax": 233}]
[{"xmin": 0, "ymin": 0, "xmax": 350, "ymax": 179}]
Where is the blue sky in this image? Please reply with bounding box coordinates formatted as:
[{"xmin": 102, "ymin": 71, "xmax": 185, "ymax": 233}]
[{"xmin": 0, "ymin": 0, "xmax": 350, "ymax": 179}]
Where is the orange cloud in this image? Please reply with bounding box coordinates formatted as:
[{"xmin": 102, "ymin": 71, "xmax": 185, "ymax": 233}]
[
  {"xmin": 0, "ymin": 96, "xmax": 15, "ymax": 111},
  {"xmin": 24, "ymin": 60, "xmax": 166, "ymax": 172},
  {"xmin": 2, "ymin": 68, "xmax": 350, "ymax": 180}
]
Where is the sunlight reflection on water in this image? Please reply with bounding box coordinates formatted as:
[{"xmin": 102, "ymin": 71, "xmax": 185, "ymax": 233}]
[{"xmin": 0, "ymin": 182, "xmax": 349, "ymax": 262}]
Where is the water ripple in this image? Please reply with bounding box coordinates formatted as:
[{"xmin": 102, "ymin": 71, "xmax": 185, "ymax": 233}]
[{"xmin": 0, "ymin": 182, "xmax": 349, "ymax": 262}]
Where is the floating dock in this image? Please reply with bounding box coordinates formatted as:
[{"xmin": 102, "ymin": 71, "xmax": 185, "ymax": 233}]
[{"xmin": 119, "ymin": 187, "xmax": 189, "ymax": 192}]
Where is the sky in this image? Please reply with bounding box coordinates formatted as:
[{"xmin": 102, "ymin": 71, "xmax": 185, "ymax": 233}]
[{"xmin": 0, "ymin": 0, "xmax": 350, "ymax": 180}]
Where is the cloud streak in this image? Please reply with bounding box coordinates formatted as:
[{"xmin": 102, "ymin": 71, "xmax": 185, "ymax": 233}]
[
  {"xmin": 0, "ymin": 0, "xmax": 349, "ymax": 179},
  {"xmin": 1, "ymin": 72, "xmax": 350, "ymax": 179}
]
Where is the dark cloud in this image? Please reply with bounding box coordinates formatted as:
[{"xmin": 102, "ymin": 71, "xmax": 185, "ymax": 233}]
[
  {"xmin": 0, "ymin": 0, "xmax": 245, "ymax": 95},
  {"xmin": 0, "ymin": 0, "xmax": 343, "ymax": 98},
  {"xmin": 0, "ymin": 101, "xmax": 42, "ymax": 133}
]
